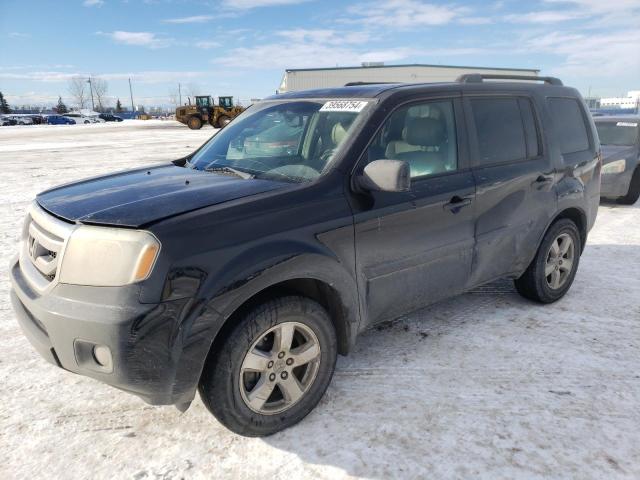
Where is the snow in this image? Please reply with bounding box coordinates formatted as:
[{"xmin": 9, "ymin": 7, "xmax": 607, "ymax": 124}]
[{"xmin": 1, "ymin": 121, "xmax": 639, "ymax": 479}]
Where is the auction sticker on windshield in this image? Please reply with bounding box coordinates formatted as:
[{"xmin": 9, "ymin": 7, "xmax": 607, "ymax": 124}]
[{"xmin": 320, "ymin": 101, "xmax": 368, "ymax": 112}]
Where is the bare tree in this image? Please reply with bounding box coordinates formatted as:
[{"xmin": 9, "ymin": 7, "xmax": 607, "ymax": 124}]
[
  {"xmin": 68, "ymin": 76, "xmax": 88, "ymax": 109},
  {"xmin": 184, "ymin": 82, "xmax": 203, "ymax": 103},
  {"xmin": 92, "ymin": 77, "xmax": 109, "ymax": 112},
  {"xmin": 168, "ymin": 87, "xmax": 179, "ymax": 107}
]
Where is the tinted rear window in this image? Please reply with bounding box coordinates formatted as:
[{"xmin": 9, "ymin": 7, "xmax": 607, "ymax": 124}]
[
  {"xmin": 471, "ymin": 97, "xmax": 529, "ymax": 164},
  {"xmin": 547, "ymin": 97, "xmax": 590, "ymax": 154}
]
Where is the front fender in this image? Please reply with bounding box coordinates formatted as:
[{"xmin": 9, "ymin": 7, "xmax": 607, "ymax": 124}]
[{"xmin": 169, "ymin": 242, "xmax": 359, "ymax": 406}]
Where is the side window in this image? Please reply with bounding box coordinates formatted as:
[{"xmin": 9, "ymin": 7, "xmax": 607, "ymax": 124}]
[
  {"xmin": 366, "ymin": 100, "xmax": 457, "ymax": 178},
  {"xmin": 471, "ymin": 97, "xmax": 526, "ymax": 165},
  {"xmin": 546, "ymin": 97, "xmax": 590, "ymax": 154}
]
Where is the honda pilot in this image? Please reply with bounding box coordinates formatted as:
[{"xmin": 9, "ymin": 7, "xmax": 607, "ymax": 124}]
[{"xmin": 10, "ymin": 74, "xmax": 601, "ymax": 436}]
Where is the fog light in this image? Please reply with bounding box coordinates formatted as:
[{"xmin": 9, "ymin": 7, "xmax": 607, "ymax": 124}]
[{"xmin": 93, "ymin": 345, "xmax": 112, "ymax": 369}]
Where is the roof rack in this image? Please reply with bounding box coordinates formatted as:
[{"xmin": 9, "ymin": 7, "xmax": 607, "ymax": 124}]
[
  {"xmin": 344, "ymin": 81, "xmax": 398, "ymax": 87},
  {"xmin": 456, "ymin": 74, "xmax": 563, "ymax": 86}
]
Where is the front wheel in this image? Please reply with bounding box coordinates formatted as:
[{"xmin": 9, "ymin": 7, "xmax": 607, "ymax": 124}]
[
  {"xmin": 187, "ymin": 116, "xmax": 203, "ymax": 130},
  {"xmin": 515, "ymin": 218, "xmax": 581, "ymax": 303},
  {"xmin": 199, "ymin": 296, "xmax": 337, "ymax": 437}
]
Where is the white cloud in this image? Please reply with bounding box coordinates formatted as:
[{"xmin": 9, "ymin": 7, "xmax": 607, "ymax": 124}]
[
  {"xmin": 504, "ymin": 11, "xmax": 583, "ymax": 23},
  {"xmin": 215, "ymin": 43, "xmax": 411, "ymax": 69},
  {"xmin": 83, "ymin": 0, "xmax": 104, "ymax": 7},
  {"xmin": 223, "ymin": 0, "xmax": 310, "ymax": 8},
  {"xmin": 522, "ymin": 29, "xmax": 640, "ymax": 79},
  {"xmin": 162, "ymin": 15, "xmax": 215, "ymax": 24},
  {"xmin": 98, "ymin": 31, "xmax": 174, "ymax": 48},
  {"xmin": 346, "ymin": 0, "xmax": 466, "ymax": 28},
  {"xmin": 458, "ymin": 16, "xmax": 493, "ymax": 25},
  {"xmin": 8, "ymin": 32, "xmax": 31, "ymax": 38},
  {"xmin": 195, "ymin": 41, "xmax": 220, "ymax": 49},
  {"xmin": 277, "ymin": 29, "xmax": 371, "ymax": 45},
  {"xmin": 0, "ymin": 70, "xmax": 207, "ymax": 84}
]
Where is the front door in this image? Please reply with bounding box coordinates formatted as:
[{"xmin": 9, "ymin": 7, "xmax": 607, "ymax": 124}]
[{"xmin": 350, "ymin": 97, "xmax": 476, "ymax": 327}]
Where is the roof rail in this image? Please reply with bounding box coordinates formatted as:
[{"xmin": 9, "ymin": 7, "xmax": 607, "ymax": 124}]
[
  {"xmin": 344, "ymin": 81, "xmax": 398, "ymax": 87},
  {"xmin": 456, "ymin": 74, "xmax": 563, "ymax": 86}
]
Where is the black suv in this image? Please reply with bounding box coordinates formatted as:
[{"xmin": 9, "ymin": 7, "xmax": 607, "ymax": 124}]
[{"xmin": 10, "ymin": 75, "xmax": 600, "ymax": 436}]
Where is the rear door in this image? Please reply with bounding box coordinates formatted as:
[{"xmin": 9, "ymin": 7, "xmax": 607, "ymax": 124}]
[
  {"xmin": 351, "ymin": 97, "xmax": 476, "ymax": 327},
  {"xmin": 464, "ymin": 94, "xmax": 557, "ymax": 285}
]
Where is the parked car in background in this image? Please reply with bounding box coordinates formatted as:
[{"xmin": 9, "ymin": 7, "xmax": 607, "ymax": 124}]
[
  {"xmin": 595, "ymin": 115, "xmax": 640, "ymax": 204},
  {"xmin": 10, "ymin": 75, "xmax": 600, "ymax": 437},
  {"xmin": 29, "ymin": 115, "xmax": 46, "ymax": 125},
  {"xmin": 1, "ymin": 115, "xmax": 18, "ymax": 126},
  {"xmin": 11, "ymin": 116, "xmax": 34, "ymax": 126},
  {"xmin": 63, "ymin": 113, "xmax": 94, "ymax": 124},
  {"xmin": 99, "ymin": 113, "xmax": 123, "ymax": 122},
  {"xmin": 47, "ymin": 115, "xmax": 76, "ymax": 125}
]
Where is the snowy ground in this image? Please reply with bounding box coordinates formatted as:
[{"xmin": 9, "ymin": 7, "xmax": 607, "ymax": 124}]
[{"xmin": 1, "ymin": 121, "xmax": 639, "ymax": 480}]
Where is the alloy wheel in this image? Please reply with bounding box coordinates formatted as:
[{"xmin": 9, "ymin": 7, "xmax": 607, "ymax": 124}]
[
  {"xmin": 545, "ymin": 233, "xmax": 575, "ymax": 289},
  {"xmin": 239, "ymin": 321, "xmax": 321, "ymax": 415}
]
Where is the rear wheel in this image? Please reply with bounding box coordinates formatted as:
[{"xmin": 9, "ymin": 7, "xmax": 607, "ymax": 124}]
[
  {"xmin": 515, "ymin": 219, "xmax": 581, "ymax": 303},
  {"xmin": 187, "ymin": 116, "xmax": 203, "ymax": 130},
  {"xmin": 199, "ymin": 296, "xmax": 337, "ymax": 437},
  {"xmin": 617, "ymin": 168, "xmax": 640, "ymax": 205}
]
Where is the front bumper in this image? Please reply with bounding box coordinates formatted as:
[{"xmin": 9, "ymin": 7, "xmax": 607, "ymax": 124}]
[{"xmin": 9, "ymin": 256, "xmax": 196, "ymax": 405}]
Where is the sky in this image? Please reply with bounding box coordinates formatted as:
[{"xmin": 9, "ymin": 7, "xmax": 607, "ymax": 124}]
[{"xmin": 1, "ymin": 0, "xmax": 639, "ymax": 109}]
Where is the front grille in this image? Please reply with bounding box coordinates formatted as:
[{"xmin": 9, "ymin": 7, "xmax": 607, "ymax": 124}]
[{"xmin": 20, "ymin": 203, "xmax": 74, "ymax": 293}]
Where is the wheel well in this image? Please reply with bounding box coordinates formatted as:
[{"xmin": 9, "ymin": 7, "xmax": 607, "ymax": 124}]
[
  {"xmin": 211, "ymin": 279, "xmax": 351, "ymax": 357},
  {"xmin": 553, "ymin": 207, "xmax": 587, "ymax": 251}
]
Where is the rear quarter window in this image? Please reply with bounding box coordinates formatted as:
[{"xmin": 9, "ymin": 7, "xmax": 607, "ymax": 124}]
[{"xmin": 547, "ymin": 97, "xmax": 591, "ymax": 154}]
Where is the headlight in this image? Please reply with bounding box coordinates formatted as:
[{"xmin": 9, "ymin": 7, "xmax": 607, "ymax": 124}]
[
  {"xmin": 602, "ymin": 159, "xmax": 626, "ymax": 174},
  {"xmin": 59, "ymin": 226, "xmax": 160, "ymax": 287}
]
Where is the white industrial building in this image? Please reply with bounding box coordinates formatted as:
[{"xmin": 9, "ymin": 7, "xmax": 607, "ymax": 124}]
[
  {"xmin": 600, "ymin": 91, "xmax": 640, "ymax": 110},
  {"xmin": 278, "ymin": 63, "xmax": 540, "ymax": 93}
]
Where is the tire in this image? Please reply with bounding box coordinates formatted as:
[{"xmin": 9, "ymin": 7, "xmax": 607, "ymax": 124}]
[
  {"xmin": 187, "ymin": 116, "xmax": 203, "ymax": 130},
  {"xmin": 217, "ymin": 116, "xmax": 230, "ymax": 128},
  {"xmin": 514, "ymin": 218, "xmax": 582, "ymax": 304},
  {"xmin": 617, "ymin": 168, "xmax": 640, "ymax": 205},
  {"xmin": 199, "ymin": 296, "xmax": 337, "ymax": 437}
]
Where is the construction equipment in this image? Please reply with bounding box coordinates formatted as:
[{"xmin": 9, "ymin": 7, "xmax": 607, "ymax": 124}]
[{"xmin": 175, "ymin": 96, "xmax": 244, "ymax": 130}]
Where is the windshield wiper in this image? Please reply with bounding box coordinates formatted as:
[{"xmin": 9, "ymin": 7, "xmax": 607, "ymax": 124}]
[{"xmin": 204, "ymin": 166, "xmax": 254, "ymax": 180}]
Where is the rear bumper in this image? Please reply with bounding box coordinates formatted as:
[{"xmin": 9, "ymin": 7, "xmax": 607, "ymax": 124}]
[{"xmin": 9, "ymin": 256, "xmax": 198, "ymax": 406}]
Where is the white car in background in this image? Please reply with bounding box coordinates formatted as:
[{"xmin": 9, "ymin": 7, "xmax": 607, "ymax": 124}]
[
  {"xmin": 11, "ymin": 115, "xmax": 34, "ymax": 126},
  {"xmin": 63, "ymin": 113, "xmax": 98, "ymax": 124}
]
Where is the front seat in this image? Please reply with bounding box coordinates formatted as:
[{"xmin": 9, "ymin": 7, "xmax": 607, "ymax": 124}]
[{"xmin": 394, "ymin": 117, "xmax": 448, "ymax": 177}]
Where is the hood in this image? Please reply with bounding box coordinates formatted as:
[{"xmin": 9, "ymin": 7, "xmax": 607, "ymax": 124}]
[
  {"xmin": 37, "ymin": 164, "xmax": 288, "ymax": 227},
  {"xmin": 601, "ymin": 144, "xmax": 638, "ymax": 164}
]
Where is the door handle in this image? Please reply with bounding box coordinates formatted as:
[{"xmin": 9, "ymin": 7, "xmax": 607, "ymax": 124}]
[
  {"xmin": 444, "ymin": 195, "xmax": 473, "ymax": 213},
  {"xmin": 532, "ymin": 174, "xmax": 555, "ymax": 190}
]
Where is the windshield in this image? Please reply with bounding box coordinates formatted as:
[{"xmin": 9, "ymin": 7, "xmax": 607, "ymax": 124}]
[
  {"xmin": 596, "ymin": 121, "xmax": 639, "ymax": 146},
  {"xmin": 188, "ymin": 99, "xmax": 370, "ymax": 183}
]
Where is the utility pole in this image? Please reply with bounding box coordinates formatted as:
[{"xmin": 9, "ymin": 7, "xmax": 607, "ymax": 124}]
[
  {"xmin": 87, "ymin": 77, "xmax": 95, "ymax": 111},
  {"xmin": 178, "ymin": 83, "xmax": 182, "ymax": 105},
  {"xmin": 128, "ymin": 78, "xmax": 135, "ymax": 112}
]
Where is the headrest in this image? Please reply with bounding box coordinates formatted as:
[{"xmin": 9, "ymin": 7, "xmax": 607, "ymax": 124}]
[
  {"xmin": 332, "ymin": 122, "xmax": 348, "ymax": 145},
  {"xmin": 405, "ymin": 117, "xmax": 446, "ymax": 147}
]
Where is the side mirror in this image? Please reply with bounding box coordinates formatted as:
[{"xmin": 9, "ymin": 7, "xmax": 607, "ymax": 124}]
[{"xmin": 357, "ymin": 160, "xmax": 411, "ymax": 193}]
